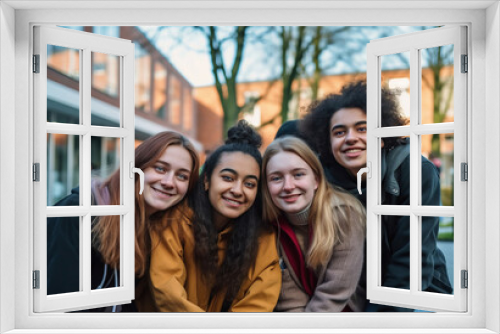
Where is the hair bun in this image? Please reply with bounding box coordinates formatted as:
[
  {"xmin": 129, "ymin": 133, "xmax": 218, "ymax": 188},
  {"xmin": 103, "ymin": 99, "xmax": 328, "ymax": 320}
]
[{"xmin": 226, "ymin": 120, "xmax": 262, "ymax": 149}]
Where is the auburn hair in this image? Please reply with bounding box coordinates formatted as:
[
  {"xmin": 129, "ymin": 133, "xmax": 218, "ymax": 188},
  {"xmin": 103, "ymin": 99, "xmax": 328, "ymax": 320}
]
[{"xmin": 92, "ymin": 131, "xmax": 199, "ymax": 277}]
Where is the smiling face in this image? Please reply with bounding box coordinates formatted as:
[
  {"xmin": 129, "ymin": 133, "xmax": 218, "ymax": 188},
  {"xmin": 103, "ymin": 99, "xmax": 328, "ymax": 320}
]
[
  {"xmin": 206, "ymin": 151, "xmax": 260, "ymax": 230},
  {"xmin": 266, "ymin": 151, "xmax": 318, "ymax": 215},
  {"xmin": 143, "ymin": 145, "xmax": 193, "ymax": 217},
  {"xmin": 329, "ymin": 107, "xmax": 368, "ymax": 177}
]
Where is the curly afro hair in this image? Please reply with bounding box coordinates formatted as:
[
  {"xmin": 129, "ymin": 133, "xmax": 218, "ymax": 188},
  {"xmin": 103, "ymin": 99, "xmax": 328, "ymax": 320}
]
[{"xmin": 300, "ymin": 80, "xmax": 407, "ymax": 166}]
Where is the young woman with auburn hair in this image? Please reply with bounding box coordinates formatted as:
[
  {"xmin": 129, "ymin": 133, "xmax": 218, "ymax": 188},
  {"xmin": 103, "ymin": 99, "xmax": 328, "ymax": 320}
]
[
  {"xmin": 47, "ymin": 131, "xmax": 200, "ymax": 312},
  {"xmin": 262, "ymin": 135, "xmax": 366, "ymax": 312},
  {"xmin": 149, "ymin": 120, "xmax": 281, "ymax": 312}
]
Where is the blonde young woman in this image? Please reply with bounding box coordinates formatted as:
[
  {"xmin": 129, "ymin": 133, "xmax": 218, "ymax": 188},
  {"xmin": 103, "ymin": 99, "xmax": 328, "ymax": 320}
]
[{"xmin": 262, "ymin": 136, "xmax": 366, "ymax": 312}]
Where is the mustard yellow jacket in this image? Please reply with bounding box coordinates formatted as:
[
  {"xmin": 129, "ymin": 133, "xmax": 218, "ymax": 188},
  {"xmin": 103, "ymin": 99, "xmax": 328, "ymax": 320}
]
[{"xmin": 148, "ymin": 208, "xmax": 281, "ymax": 312}]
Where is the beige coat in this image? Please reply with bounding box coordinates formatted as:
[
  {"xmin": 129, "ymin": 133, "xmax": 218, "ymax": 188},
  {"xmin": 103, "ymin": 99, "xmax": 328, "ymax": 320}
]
[{"xmin": 274, "ymin": 210, "xmax": 365, "ymax": 312}]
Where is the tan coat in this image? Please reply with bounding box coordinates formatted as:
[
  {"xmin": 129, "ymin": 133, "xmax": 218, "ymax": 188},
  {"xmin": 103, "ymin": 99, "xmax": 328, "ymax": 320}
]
[
  {"xmin": 148, "ymin": 209, "xmax": 282, "ymax": 312},
  {"xmin": 275, "ymin": 210, "xmax": 366, "ymax": 312}
]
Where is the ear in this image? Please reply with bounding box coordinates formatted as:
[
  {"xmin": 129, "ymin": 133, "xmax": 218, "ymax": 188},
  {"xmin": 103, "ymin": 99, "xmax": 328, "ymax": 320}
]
[
  {"xmin": 204, "ymin": 176, "xmax": 209, "ymax": 191},
  {"xmin": 314, "ymin": 176, "xmax": 319, "ymax": 191},
  {"xmin": 381, "ymin": 138, "xmax": 385, "ymax": 148}
]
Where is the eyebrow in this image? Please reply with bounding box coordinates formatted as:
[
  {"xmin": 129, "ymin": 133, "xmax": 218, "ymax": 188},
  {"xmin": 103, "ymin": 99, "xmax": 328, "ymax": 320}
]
[
  {"xmin": 156, "ymin": 160, "xmax": 192, "ymax": 173},
  {"xmin": 331, "ymin": 120, "xmax": 367, "ymax": 132},
  {"xmin": 220, "ymin": 168, "xmax": 259, "ymax": 181},
  {"xmin": 267, "ymin": 167, "xmax": 307, "ymax": 175}
]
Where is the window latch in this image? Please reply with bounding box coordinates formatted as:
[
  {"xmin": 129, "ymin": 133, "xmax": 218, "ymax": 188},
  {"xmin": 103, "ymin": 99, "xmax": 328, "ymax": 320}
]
[
  {"xmin": 357, "ymin": 162, "xmax": 371, "ymax": 195},
  {"xmin": 130, "ymin": 162, "xmax": 144, "ymax": 195}
]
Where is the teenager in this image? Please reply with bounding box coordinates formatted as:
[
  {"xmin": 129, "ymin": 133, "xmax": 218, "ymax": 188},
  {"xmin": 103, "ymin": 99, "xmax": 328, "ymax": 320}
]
[
  {"xmin": 47, "ymin": 131, "xmax": 200, "ymax": 312},
  {"xmin": 300, "ymin": 80, "xmax": 453, "ymax": 311},
  {"xmin": 262, "ymin": 136, "xmax": 366, "ymax": 312},
  {"xmin": 149, "ymin": 120, "xmax": 281, "ymax": 312}
]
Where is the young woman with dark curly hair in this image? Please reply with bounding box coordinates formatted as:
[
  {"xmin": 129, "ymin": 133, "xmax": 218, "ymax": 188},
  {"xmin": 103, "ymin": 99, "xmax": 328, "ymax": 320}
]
[
  {"xmin": 149, "ymin": 120, "xmax": 281, "ymax": 312},
  {"xmin": 262, "ymin": 136, "xmax": 366, "ymax": 312},
  {"xmin": 298, "ymin": 80, "xmax": 452, "ymax": 312},
  {"xmin": 47, "ymin": 131, "xmax": 200, "ymax": 312}
]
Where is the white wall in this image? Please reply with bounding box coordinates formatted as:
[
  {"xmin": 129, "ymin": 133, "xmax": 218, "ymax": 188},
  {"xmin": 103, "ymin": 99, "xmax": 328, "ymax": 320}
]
[
  {"xmin": 486, "ymin": 2, "xmax": 500, "ymax": 333},
  {"xmin": 0, "ymin": 2, "xmax": 16, "ymax": 333}
]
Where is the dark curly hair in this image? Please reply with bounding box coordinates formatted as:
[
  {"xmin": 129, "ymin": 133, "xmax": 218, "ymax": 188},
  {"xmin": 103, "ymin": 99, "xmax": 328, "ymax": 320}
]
[
  {"xmin": 189, "ymin": 120, "xmax": 265, "ymax": 311},
  {"xmin": 300, "ymin": 80, "xmax": 407, "ymax": 167}
]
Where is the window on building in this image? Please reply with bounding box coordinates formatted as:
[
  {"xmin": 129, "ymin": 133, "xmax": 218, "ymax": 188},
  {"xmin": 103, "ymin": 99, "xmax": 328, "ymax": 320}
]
[
  {"xmin": 183, "ymin": 87, "xmax": 193, "ymax": 130},
  {"xmin": 153, "ymin": 61, "xmax": 168, "ymax": 118},
  {"xmin": 134, "ymin": 41, "xmax": 151, "ymax": 113},
  {"xmin": 169, "ymin": 75, "xmax": 181, "ymax": 125}
]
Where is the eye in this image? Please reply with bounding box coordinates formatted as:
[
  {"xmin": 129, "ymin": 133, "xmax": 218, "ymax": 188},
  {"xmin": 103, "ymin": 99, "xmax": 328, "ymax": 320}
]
[
  {"xmin": 357, "ymin": 126, "xmax": 367, "ymax": 133},
  {"xmin": 294, "ymin": 172, "xmax": 305, "ymax": 178},
  {"xmin": 269, "ymin": 175, "xmax": 282, "ymax": 182},
  {"xmin": 332, "ymin": 130, "xmax": 345, "ymax": 137},
  {"xmin": 244, "ymin": 181, "xmax": 257, "ymax": 188},
  {"xmin": 177, "ymin": 173, "xmax": 189, "ymax": 181},
  {"xmin": 221, "ymin": 175, "xmax": 233, "ymax": 182},
  {"xmin": 154, "ymin": 165, "xmax": 166, "ymax": 173}
]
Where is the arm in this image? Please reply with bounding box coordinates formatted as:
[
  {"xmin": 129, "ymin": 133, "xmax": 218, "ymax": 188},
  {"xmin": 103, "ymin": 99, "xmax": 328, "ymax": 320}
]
[
  {"xmin": 305, "ymin": 212, "xmax": 365, "ymax": 312},
  {"xmin": 229, "ymin": 230, "xmax": 282, "ymax": 312},
  {"xmin": 149, "ymin": 221, "xmax": 205, "ymax": 312}
]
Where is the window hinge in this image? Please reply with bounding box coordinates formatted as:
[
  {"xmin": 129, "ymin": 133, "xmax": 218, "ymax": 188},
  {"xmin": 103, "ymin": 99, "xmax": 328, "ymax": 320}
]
[
  {"xmin": 461, "ymin": 162, "xmax": 468, "ymax": 181},
  {"xmin": 461, "ymin": 270, "xmax": 468, "ymax": 289},
  {"xmin": 33, "ymin": 270, "xmax": 40, "ymax": 289},
  {"xmin": 33, "ymin": 163, "xmax": 40, "ymax": 182},
  {"xmin": 461, "ymin": 54, "xmax": 468, "ymax": 73},
  {"xmin": 33, "ymin": 54, "xmax": 40, "ymax": 73}
]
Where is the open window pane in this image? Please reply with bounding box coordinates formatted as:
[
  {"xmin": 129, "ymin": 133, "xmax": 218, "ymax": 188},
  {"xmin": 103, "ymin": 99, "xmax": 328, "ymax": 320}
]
[
  {"xmin": 381, "ymin": 51, "xmax": 410, "ymax": 126},
  {"xmin": 421, "ymin": 45, "xmax": 454, "ymax": 124},
  {"xmin": 47, "ymin": 134, "xmax": 80, "ymax": 206},
  {"xmin": 47, "ymin": 45, "xmax": 80, "ymax": 124},
  {"xmin": 91, "ymin": 52, "xmax": 121, "ymax": 127},
  {"xmin": 91, "ymin": 215, "xmax": 121, "ymax": 291},
  {"xmin": 422, "ymin": 216, "xmax": 454, "ymax": 295},
  {"xmin": 91, "ymin": 137, "xmax": 121, "ymax": 202},
  {"xmin": 381, "ymin": 136, "xmax": 410, "ymax": 205},
  {"xmin": 381, "ymin": 215, "xmax": 410, "ymax": 290},
  {"xmin": 47, "ymin": 216, "xmax": 81, "ymax": 295},
  {"xmin": 421, "ymin": 133, "xmax": 454, "ymax": 207}
]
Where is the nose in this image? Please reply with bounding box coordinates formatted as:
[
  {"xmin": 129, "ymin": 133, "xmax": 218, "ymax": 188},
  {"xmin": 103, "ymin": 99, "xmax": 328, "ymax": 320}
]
[
  {"xmin": 283, "ymin": 175, "xmax": 295, "ymax": 192},
  {"xmin": 345, "ymin": 128, "xmax": 359, "ymax": 144},
  {"xmin": 230, "ymin": 181, "xmax": 243, "ymax": 196},
  {"xmin": 160, "ymin": 172, "xmax": 174, "ymax": 188}
]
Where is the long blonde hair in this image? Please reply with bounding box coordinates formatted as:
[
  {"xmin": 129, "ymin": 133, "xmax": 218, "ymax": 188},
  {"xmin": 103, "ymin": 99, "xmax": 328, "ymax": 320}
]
[{"xmin": 262, "ymin": 136, "xmax": 365, "ymax": 270}]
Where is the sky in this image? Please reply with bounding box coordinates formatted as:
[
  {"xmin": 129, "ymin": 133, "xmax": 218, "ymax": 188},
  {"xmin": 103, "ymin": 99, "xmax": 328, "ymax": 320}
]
[{"xmin": 138, "ymin": 26, "xmax": 434, "ymax": 88}]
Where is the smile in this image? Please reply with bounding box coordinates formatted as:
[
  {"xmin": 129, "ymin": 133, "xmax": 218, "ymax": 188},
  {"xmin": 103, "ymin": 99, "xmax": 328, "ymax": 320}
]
[
  {"xmin": 280, "ymin": 194, "xmax": 301, "ymax": 203},
  {"xmin": 223, "ymin": 197, "xmax": 242, "ymax": 207},
  {"xmin": 152, "ymin": 187, "xmax": 175, "ymax": 198}
]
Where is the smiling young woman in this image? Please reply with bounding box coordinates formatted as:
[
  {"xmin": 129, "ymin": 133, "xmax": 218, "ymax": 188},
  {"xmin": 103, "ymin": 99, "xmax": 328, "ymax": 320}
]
[
  {"xmin": 47, "ymin": 131, "xmax": 200, "ymax": 312},
  {"xmin": 148, "ymin": 120, "xmax": 281, "ymax": 312},
  {"xmin": 262, "ymin": 136, "xmax": 366, "ymax": 312}
]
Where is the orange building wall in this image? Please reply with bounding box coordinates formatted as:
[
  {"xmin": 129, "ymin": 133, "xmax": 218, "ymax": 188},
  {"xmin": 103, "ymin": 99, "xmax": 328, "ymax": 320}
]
[{"xmin": 194, "ymin": 66, "xmax": 454, "ymax": 157}]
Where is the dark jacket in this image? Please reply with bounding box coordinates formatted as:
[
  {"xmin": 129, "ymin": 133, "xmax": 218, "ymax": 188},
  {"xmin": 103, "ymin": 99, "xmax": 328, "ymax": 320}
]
[
  {"xmin": 47, "ymin": 187, "xmax": 138, "ymax": 312},
  {"xmin": 323, "ymin": 139, "xmax": 453, "ymax": 311}
]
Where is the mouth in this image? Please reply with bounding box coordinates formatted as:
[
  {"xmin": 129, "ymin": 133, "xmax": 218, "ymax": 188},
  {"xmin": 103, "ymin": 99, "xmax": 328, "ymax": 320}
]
[
  {"xmin": 222, "ymin": 197, "xmax": 243, "ymax": 207},
  {"xmin": 152, "ymin": 187, "xmax": 175, "ymax": 198},
  {"xmin": 343, "ymin": 148, "xmax": 365, "ymax": 158},
  {"xmin": 280, "ymin": 194, "xmax": 301, "ymax": 203}
]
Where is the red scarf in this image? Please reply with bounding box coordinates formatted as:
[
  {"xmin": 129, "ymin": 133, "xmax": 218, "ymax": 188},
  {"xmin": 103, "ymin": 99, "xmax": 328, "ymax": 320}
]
[{"xmin": 275, "ymin": 216, "xmax": 317, "ymax": 296}]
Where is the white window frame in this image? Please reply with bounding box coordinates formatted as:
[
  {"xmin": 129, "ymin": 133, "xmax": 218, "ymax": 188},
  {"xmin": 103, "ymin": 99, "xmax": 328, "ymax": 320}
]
[
  {"xmin": 365, "ymin": 25, "xmax": 467, "ymax": 312},
  {"xmin": 33, "ymin": 25, "xmax": 136, "ymax": 312},
  {"xmin": 1, "ymin": 1, "xmax": 499, "ymax": 333}
]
